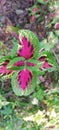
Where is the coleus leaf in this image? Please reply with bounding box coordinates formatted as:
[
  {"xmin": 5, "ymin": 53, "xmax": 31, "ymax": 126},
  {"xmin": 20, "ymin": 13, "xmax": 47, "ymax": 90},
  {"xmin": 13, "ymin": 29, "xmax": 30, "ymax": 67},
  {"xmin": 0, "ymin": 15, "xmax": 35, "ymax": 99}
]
[
  {"xmin": 18, "ymin": 29, "xmax": 40, "ymax": 59},
  {"xmin": 11, "ymin": 70, "xmax": 36, "ymax": 96},
  {"xmin": 7, "ymin": 57, "xmax": 24, "ymax": 69},
  {"xmin": 0, "ymin": 61, "xmax": 12, "ymax": 75},
  {"xmin": 27, "ymin": 62, "xmax": 43, "ymax": 71},
  {"xmin": 0, "ymin": 56, "xmax": 11, "ymax": 65},
  {"xmin": 46, "ymin": 51, "xmax": 58, "ymax": 67}
]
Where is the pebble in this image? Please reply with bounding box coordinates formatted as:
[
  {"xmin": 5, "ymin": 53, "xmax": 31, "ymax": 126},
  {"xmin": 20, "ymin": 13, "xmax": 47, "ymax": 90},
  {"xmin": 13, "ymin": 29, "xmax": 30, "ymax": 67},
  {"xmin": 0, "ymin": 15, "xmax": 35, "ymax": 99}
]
[{"xmin": 16, "ymin": 9, "xmax": 24, "ymax": 15}]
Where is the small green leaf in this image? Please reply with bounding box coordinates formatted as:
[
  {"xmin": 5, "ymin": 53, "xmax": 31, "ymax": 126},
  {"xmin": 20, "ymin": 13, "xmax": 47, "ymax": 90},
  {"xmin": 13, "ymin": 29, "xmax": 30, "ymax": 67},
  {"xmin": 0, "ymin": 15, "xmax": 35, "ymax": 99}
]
[
  {"xmin": 55, "ymin": 30, "xmax": 59, "ymax": 36},
  {"xmin": 6, "ymin": 26, "xmax": 19, "ymax": 34},
  {"xmin": 10, "ymin": 44, "xmax": 18, "ymax": 57},
  {"xmin": 46, "ymin": 51, "xmax": 58, "ymax": 68},
  {"xmin": 0, "ymin": 56, "xmax": 11, "ymax": 65},
  {"xmin": 37, "ymin": 0, "xmax": 48, "ymax": 4},
  {"xmin": 0, "ymin": 94, "xmax": 9, "ymax": 109}
]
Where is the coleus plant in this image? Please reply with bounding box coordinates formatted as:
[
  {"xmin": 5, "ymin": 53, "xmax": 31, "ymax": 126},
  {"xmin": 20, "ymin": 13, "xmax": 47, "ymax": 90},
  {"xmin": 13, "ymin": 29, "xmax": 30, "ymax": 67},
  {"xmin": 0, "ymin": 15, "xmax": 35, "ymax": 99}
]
[{"xmin": 0, "ymin": 29, "xmax": 58, "ymax": 96}]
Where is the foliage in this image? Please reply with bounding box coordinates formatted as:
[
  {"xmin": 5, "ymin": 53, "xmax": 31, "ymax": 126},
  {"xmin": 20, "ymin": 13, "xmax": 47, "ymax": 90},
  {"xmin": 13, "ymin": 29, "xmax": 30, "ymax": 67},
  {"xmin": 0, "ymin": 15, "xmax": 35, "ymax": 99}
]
[
  {"xmin": 0, "ymin": 0, "xmax": 59, "ymax": 129},
  {"xmin": 0, "ymin": 28, "xmax": 58, "ymax": 96}
]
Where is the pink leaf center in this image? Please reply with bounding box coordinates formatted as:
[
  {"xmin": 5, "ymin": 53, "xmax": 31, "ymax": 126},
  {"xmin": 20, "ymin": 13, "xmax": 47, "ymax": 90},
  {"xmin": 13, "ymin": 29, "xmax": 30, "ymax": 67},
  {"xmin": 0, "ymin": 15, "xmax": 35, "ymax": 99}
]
[
  {"xmin": 18, "ymin": 37, "xmax": 34, "ymax": 59},
  {"xmin": 17, "ymin": 69, "xmax": 32, "ymax": 90},
  {"xmin": 0, "ymin": 61, "xmax": 12, "ymax": 74},
  {"xmin": 14, "ymin": 61, "xmax": 24, "ymax": 66}
]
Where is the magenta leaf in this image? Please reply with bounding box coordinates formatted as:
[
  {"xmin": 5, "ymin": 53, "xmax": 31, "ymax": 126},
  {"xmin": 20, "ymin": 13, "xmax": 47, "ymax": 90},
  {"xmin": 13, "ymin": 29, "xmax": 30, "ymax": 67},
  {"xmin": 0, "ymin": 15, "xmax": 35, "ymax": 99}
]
[
  {"xmin": 41, "ymin": 61, "xmax": 52, "ymax": 69},
  {"xmin": 0, "ymin": 61, "xmax": 12, "ymax": 75},
  {"xmin": 39, "ymin": 56, "xmax": 52, "ymax": 69}
]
